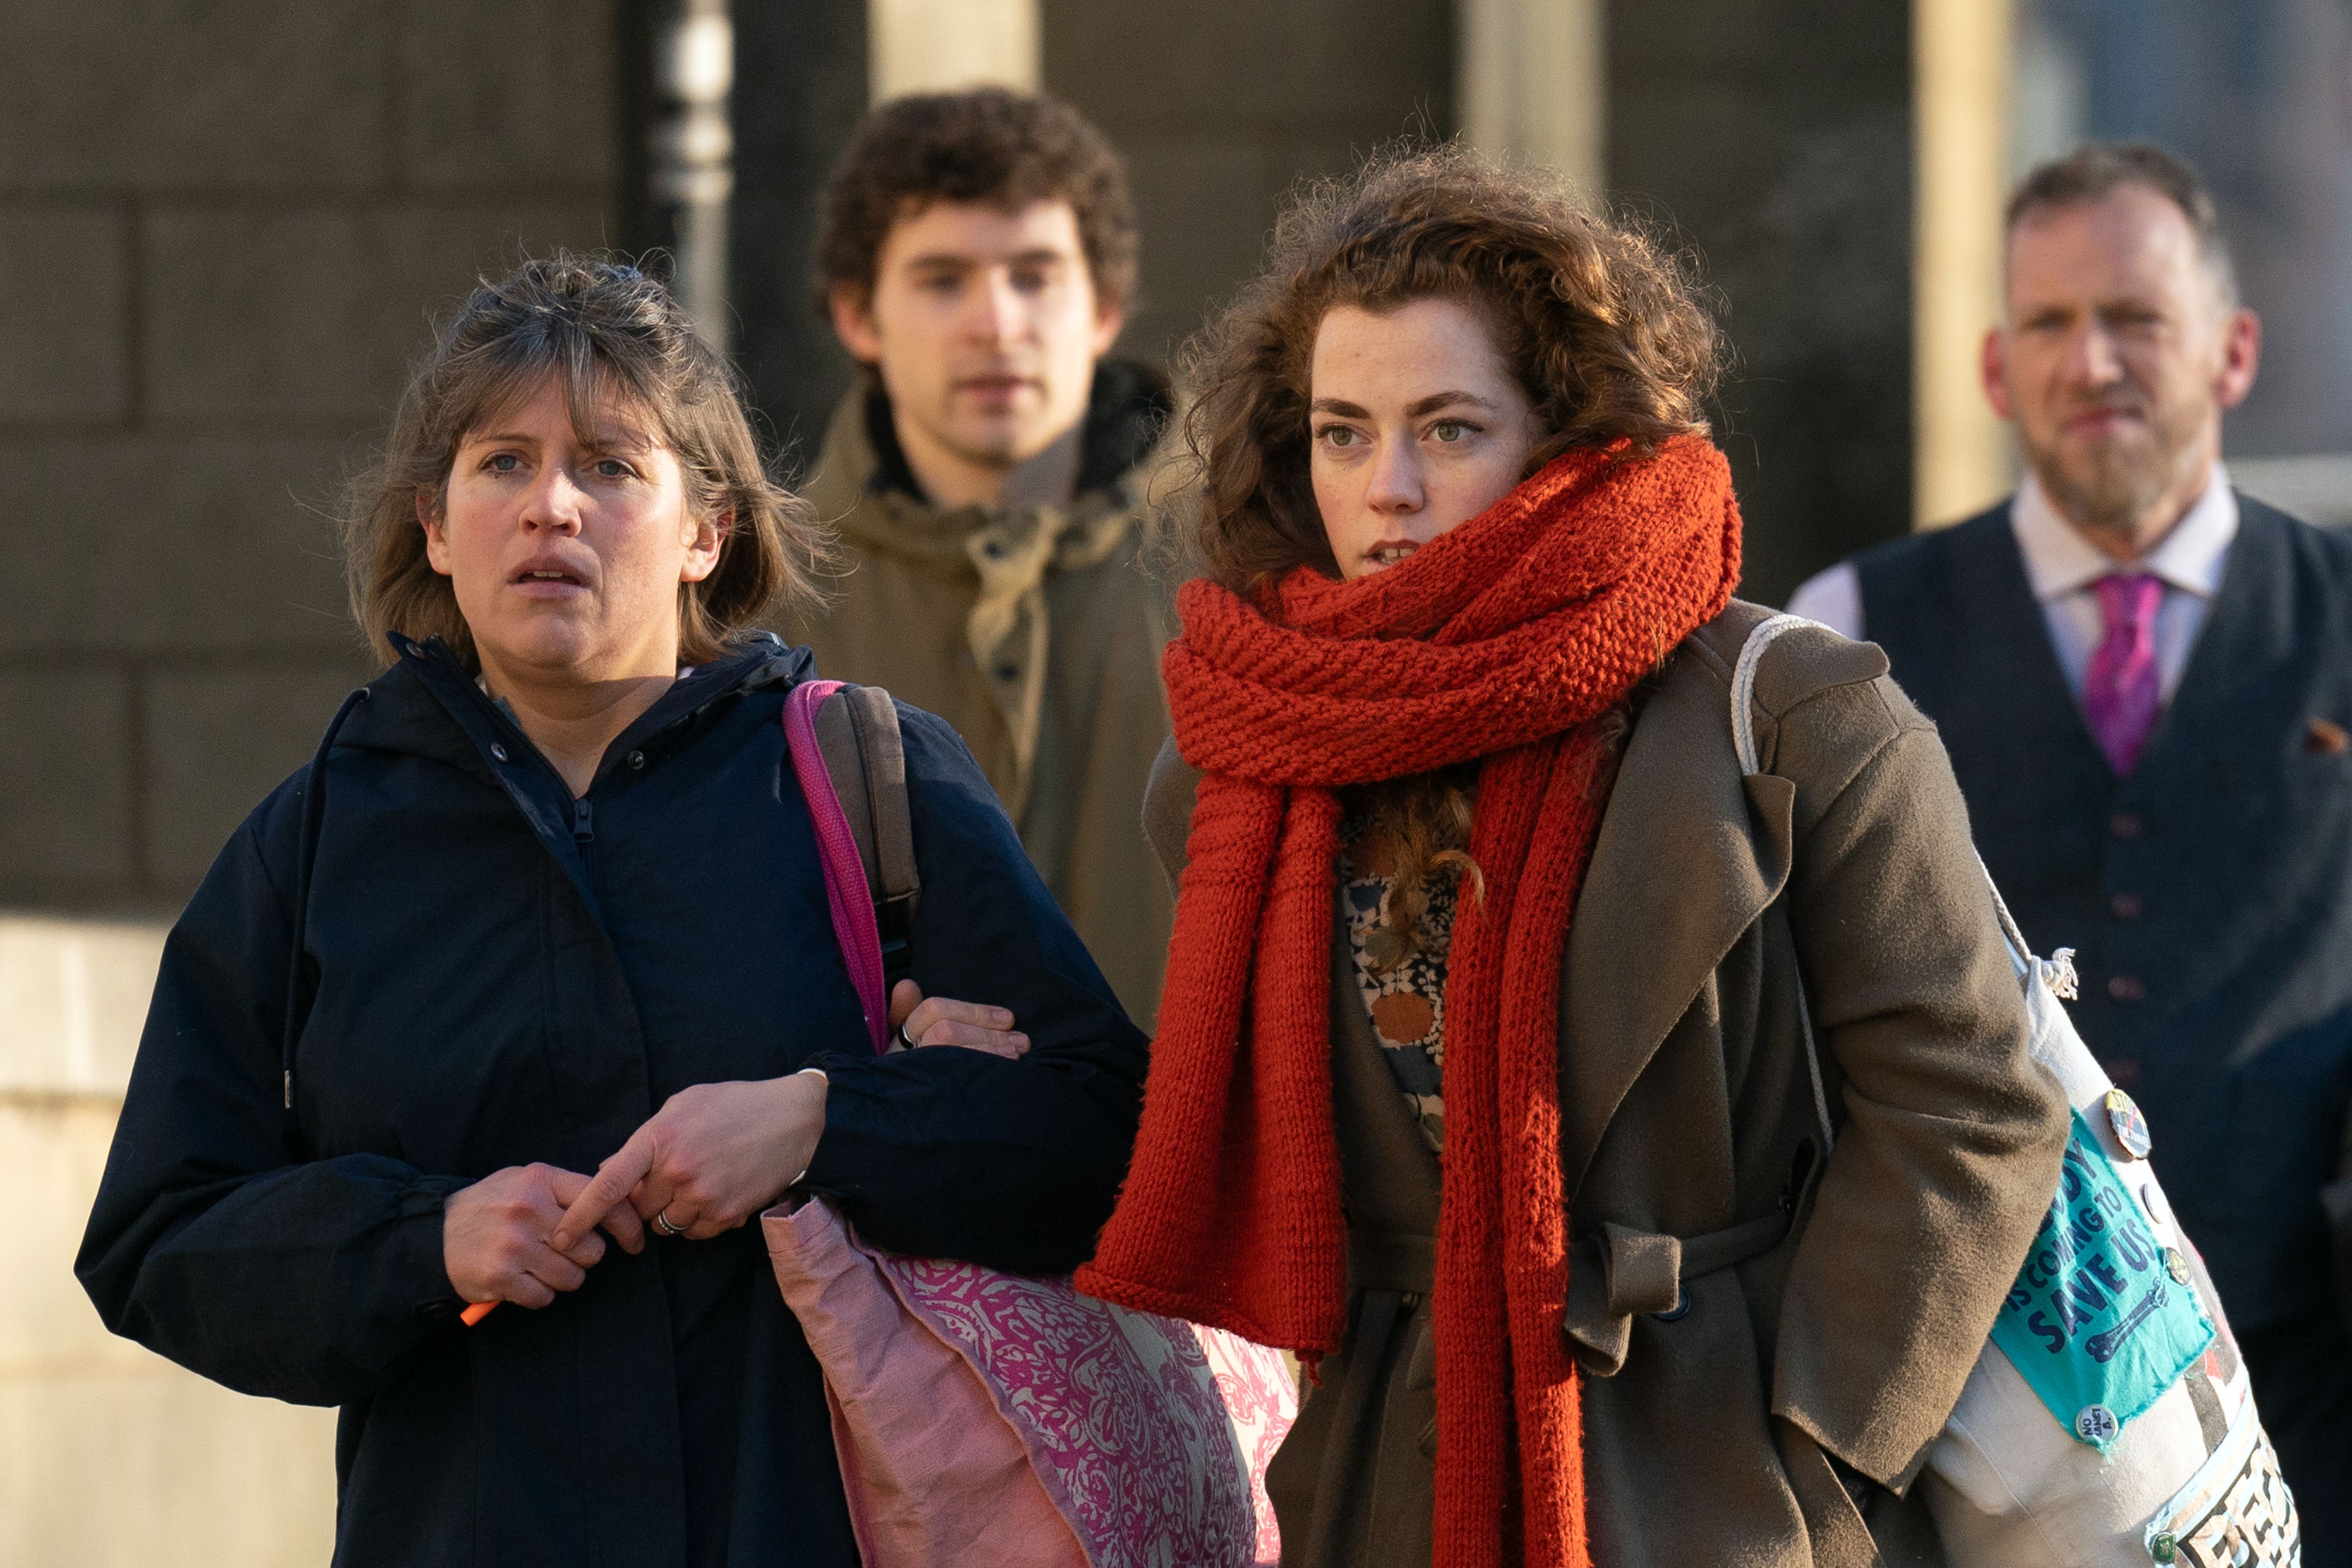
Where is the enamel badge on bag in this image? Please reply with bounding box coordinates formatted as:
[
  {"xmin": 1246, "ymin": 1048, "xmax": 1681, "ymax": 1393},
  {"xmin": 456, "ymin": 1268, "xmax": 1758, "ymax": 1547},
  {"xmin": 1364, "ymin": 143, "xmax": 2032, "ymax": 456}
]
[{"xmin": 1987, "ymin": 1110, "xmax": 2216, "ymax": 1450}]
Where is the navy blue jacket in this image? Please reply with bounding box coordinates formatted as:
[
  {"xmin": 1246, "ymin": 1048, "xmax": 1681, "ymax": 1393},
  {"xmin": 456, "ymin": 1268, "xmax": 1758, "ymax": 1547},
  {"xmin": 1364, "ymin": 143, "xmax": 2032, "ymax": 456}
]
[
  {"xmin": 75, "ymin": 635, "xmax": 1149, "ymax": 1568},
  {"xmin": 1851, "ymin": 498, "xmax": 2352, "ymax": 1328}
]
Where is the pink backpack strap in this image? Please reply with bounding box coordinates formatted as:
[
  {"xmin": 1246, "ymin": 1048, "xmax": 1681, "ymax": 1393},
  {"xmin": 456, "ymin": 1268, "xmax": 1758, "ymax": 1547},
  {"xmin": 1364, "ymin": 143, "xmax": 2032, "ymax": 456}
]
[{"xmin": 785, "ymin": 680, "xmax": 890, "ymax": 1054}]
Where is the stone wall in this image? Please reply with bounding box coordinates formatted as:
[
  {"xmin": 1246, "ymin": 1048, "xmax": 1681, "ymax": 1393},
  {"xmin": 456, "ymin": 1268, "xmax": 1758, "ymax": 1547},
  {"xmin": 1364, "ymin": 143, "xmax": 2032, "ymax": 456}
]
[
  {"xmin": 0, "ymin": 915, "xmax": 343, "ymax": 1565},
  {"xmin": 0, "ymin": 0, "xmax": 621, "ymax": 917},
  {"xmin": 1607, "ymin": 0, "xmax": 1916, "ymax": 603},
  {"xmin": 0, "ymin": 4, "xmax": 619, "ymax": 1559},
  {"xmin": 1039, "ymin": 0, "xmax": 1456, "ymax": 372}
]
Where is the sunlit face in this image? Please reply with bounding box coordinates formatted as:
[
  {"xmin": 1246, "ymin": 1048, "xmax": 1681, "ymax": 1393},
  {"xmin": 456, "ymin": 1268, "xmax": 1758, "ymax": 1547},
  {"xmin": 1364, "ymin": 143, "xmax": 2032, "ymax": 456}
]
[
  {"xmin": 1986, "ymin": 184, "xmax": 2259, "ymax": 538},
  {"xmin": 1309, "ymin": 297, "xmax": 1543, "ymax": 581},
  {"xmin": 831, "ymin": 199, "xmax": 1124, "ymax": 473},
  {"xmin": 421, "ymin": 377, "xmax": 721, "ymax": 686}
]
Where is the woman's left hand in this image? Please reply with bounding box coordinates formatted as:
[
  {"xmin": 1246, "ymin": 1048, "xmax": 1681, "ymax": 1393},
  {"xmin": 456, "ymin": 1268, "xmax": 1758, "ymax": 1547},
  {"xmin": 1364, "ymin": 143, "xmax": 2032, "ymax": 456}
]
[{"xmin": 550, "ymin": 1072, "xmax": 828, "ymax": 1248}]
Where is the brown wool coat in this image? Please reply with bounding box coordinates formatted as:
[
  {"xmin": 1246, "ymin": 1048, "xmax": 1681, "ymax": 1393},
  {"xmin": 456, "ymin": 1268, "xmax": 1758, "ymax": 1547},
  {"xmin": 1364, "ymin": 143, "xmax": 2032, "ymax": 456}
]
[
  {"xmin": 786, "ymin": 378, "xmax": 1178, "ymax": 1025},
  {"xmin": 1143, "ymin": 601, "xmax": 2072, "ymax": 1567}
]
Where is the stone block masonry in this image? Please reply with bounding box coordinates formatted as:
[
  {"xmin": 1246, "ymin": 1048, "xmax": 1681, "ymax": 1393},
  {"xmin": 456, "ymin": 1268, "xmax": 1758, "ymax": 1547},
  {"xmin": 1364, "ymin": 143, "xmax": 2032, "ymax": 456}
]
[
  {"xmin": 0, "ymin": 913, "xmax": 340, "ymax": 1566},
  {"xmin": 0, "ymin": 0, "xmax": 621, "ymax": 917},
  {"xmin": 0, "ymin": 3, "xmax": 623, "ymax": 1562}
]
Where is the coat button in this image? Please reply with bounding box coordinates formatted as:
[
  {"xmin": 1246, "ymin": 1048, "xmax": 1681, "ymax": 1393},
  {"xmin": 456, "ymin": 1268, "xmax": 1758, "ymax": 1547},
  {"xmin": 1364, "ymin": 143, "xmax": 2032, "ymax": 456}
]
[
  {"xmin": 2110, "ymin": 812, "xmax": 2142, "ymax": 839},
  {"xmin": 2110, "ymin": 892, "xmax": 2142, "ymax": 919},
  {"xmin": 996, "ymin": 663, "xmax": 1019, "ymax": 681},
  {"xmin": 490, "ymin": 743, "xmax": 508, "ymax": 762},
  {"xmin": 628, "ymin": 750, "xmax": 646, "ymax": 770},
  {"xmin": 2107, "ymin": 974, "xmax": 2146, "ymax": 1002},
  {"xmin": 982, "ymin": 540, "xmax": 1005, "ymax": 558}
]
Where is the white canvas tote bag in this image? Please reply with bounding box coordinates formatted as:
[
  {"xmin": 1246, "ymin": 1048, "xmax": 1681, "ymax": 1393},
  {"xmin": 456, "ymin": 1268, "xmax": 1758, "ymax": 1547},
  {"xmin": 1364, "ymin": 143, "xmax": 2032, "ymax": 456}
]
[{"xmin": 1733, "ymin": 615, "xmax": 2302, "ymax": 1568}]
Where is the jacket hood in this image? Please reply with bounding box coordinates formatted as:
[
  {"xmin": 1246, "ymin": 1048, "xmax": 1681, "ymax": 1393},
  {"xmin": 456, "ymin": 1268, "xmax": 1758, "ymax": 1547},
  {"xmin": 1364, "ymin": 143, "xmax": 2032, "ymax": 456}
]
[
  {"xmin": 332, "ymin": 633, "xmax": 815, "ymax": 776},
  {"xmin": 860, "ymin": 357, "xmax": 1170, "ymax": 506},
  {"xmin": 803, "ymin": 359, "xmax": 1174, "ymax": 556}
]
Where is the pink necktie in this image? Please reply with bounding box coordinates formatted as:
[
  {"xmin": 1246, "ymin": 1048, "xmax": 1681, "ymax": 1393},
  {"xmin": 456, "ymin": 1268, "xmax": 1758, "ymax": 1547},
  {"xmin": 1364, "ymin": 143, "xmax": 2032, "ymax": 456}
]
[{"xmin": 2084, "ymin": 573, "xmax": 2165, "ymax": 776}]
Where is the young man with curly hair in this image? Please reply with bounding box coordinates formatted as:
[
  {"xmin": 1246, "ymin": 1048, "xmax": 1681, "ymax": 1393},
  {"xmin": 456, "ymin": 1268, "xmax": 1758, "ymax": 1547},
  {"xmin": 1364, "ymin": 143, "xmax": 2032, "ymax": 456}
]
[{"xmin": 793, "ymin": 87, "xmax": 1173, "ymax": 1026}]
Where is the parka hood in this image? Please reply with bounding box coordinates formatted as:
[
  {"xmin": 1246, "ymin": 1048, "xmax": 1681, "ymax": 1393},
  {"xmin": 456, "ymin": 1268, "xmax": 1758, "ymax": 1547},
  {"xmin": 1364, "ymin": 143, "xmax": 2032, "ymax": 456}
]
[{"xmin": 335, "ymin": 633, "xmax": 817, "ymax": 780}]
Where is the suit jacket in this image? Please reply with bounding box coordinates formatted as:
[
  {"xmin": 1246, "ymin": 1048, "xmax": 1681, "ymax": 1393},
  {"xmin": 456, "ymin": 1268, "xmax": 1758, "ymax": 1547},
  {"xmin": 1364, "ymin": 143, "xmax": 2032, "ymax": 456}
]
[
  {"xmin": 1852, "ymin": 496, "xmax": 2352, "ymax": 1328},
  {"xmin": 1143, "ymin": 602, "xmax": 2068, "ymax": 1566}
]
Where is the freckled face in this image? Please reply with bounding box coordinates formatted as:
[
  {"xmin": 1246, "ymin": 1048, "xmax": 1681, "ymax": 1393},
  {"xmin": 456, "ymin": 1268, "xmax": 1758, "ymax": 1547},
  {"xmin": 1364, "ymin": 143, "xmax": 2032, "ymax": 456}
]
[
  {"xmin": 1309, "ymin": 297, "xmax": 1543, "ymax": 582},
  {"xmin": 420, "ymin": 376, "xmax": 721, "ymax": 685}
]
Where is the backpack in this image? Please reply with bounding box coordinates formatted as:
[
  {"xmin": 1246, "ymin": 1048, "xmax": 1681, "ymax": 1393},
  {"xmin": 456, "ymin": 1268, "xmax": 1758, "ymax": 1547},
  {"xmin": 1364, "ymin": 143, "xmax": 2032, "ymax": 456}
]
[{"xmin": 1733, "ymin": 616, "xmax": 2301, "ymax": 1568}]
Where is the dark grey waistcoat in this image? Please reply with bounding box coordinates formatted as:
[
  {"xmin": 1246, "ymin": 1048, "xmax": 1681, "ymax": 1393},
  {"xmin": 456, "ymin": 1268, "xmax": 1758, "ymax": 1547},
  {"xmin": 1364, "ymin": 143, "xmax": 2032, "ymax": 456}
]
[{"xmin": 1851, "ymin": 496, "xmax": 2352, "ymax": 1327}]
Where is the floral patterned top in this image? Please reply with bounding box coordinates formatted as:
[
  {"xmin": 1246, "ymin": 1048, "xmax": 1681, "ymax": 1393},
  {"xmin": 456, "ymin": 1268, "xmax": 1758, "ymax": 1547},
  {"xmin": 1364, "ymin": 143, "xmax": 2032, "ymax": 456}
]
[{"xmin": 1338, "ymin": 818, "xmax": 1453, "ymax": 1154}]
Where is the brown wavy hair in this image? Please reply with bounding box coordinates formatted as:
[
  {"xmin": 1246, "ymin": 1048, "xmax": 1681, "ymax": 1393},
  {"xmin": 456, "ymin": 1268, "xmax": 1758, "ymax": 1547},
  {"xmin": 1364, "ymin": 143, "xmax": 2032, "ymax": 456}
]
[
  {"xmin": 1177, "ymin": 145, "xmax": 1717, "ymax": 966},
  {"xmin": 817, "ymin": 87, "xmax": 1140, "ymax": 313},
  {"xmin": 343, "ymin": 255, "xmax": 824, "ymax": 670}
]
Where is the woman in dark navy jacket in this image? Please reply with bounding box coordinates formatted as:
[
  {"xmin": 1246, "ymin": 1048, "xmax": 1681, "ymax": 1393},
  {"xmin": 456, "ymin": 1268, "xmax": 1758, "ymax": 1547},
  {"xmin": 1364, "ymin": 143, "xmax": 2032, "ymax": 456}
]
[{"xmin": 75, "ymin": 257, "xmax": 1149, "ymax": 1568}]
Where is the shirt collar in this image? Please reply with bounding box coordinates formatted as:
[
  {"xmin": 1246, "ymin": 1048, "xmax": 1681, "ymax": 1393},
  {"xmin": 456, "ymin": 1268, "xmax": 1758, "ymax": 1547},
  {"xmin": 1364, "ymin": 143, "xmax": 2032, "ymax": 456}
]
[{"xmin": 2010, "ymin": 463, "xmax": 2239, "ymax": 601}]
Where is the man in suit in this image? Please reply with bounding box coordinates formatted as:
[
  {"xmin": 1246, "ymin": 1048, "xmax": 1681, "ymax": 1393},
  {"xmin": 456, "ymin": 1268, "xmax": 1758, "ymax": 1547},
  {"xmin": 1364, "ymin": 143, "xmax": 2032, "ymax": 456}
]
[{"xmin": 1789, "ymin": 142, "xmax": 2351, "ymax": 1556}]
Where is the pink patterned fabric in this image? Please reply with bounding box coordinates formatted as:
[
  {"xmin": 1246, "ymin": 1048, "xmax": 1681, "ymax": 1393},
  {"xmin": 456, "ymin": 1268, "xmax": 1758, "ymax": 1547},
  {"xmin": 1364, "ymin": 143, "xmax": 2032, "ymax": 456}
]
[
  {"xmin": 2084, "ymin": 573, "xmax": 2165, "ymax": 776},
  {"xmin": 773, "ymin": 679, "xmax": 1296, "ymax": 1562},
  {"xmin": 764, "ymin": 1196, "xmax": 1294, "ymax": 1568}
]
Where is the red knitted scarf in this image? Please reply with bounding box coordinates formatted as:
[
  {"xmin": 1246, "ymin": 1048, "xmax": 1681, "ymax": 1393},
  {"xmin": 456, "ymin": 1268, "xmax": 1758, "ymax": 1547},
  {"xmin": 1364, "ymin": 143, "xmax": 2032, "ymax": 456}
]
[{"xmin": 1075, "ymin": 436, "xmax": 1740, "ymax": 1567}]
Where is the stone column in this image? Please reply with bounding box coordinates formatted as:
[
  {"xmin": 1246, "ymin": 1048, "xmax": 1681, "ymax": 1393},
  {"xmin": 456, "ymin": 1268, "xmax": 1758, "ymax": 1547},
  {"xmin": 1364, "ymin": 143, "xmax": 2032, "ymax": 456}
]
[
  {"xmin": 1912, "ymin": 0, "xmax": 2016, "ymax": 528},
  {"xmin": 1458, "ymin": 0, "xmax": 1605, "ymax": 197},
  {"xmin": 653, "ymin": 0, "xmax": 736, "ymax": 354},
  {"xmin": 869, "ymin": 0, "xmax": 1039, "ymax": 98}
]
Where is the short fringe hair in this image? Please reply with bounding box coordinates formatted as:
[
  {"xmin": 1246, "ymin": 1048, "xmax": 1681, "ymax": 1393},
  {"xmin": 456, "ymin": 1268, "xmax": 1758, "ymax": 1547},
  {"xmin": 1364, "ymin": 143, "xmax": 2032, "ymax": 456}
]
[
  {"xmin": 341, "ymin": 254, "xmax": 824, "ymax": 670},
  {"xmin": 2007, "ymin": 141, "xmax": 2239, "ymax": 306}
]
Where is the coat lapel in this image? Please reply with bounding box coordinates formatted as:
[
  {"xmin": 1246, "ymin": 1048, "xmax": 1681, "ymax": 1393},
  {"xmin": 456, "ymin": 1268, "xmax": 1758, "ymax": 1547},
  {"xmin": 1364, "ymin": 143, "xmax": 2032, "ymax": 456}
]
[{"xmin": 1557, "ymin": 613, "xmax": 1796, "ymax": 1196}]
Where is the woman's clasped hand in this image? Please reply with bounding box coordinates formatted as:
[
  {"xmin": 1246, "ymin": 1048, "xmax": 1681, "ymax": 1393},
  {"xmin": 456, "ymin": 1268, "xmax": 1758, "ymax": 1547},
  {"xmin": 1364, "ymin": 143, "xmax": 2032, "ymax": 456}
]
[{"xmin": 445, "ymin": 980, "xmax": 1028, "ymax": 1311}]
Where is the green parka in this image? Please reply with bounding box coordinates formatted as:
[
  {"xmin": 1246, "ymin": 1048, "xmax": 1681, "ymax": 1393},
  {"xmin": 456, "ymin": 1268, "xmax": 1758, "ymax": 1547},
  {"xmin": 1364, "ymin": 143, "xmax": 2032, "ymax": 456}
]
[{"xmin": 785, "ymin": 363, "xmax": 1178, "ymax": 1025}]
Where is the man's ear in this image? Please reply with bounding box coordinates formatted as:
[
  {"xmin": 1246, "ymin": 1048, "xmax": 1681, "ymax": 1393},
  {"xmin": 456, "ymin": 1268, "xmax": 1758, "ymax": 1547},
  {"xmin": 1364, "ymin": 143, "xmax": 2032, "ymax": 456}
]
[
  {"xmin": 1979, "ymin": 326, "xmax": 2016, "ymax": 422},
  {"xmin": 417, "ymin": 491, "xmax": 455, "ymax": 577},
  {"xmin": 2215, "ymin": 307, "xmax": 2262, "ymax": 411},
  {"xmin": 1090, "ymin": 295, "xmax": 1127, "ymax": 359},
  {"xmin": 830, "ymin": 284, "xmax": 884, "ymax": 363}
]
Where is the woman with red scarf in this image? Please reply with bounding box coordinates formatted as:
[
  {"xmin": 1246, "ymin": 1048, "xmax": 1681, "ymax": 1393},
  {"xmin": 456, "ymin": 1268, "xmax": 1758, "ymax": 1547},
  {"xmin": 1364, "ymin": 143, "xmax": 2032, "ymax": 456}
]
[{"xmin": 1074, "ymin": 149, "xmax": 2071, "ymax": 1566}]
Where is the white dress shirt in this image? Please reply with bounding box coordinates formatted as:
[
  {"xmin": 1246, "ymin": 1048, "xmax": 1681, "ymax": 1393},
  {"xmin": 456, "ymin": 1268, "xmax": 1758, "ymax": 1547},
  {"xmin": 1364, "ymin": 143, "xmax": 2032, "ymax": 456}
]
[{"xmin": 1783, "ymin": 465, "xmax": 2240, "ymax": 703}]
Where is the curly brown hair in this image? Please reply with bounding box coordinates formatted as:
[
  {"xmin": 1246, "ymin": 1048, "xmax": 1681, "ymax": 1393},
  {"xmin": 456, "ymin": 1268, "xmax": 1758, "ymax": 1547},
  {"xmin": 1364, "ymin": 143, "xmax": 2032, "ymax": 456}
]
[
  {"xmin": 1179, "ymin": 145, "xmax": 1716, "ymax": 965},
  {"xmin": 1180, "ymin": 143, "xmax": 1718, "ymax": 594},
  {"xmin": 816, "ymin": 87, "xmax": 1140, "ymax": 312},
  {"xmin": 343, "ymin": 255, "xmax": 824, "ymax": 670}
]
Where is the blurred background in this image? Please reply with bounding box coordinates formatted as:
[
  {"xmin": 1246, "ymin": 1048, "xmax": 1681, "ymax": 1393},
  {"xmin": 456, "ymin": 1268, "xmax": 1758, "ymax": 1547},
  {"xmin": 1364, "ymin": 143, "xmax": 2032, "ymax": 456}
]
[{"xmin": 3, "ymin": 0, "xmax": 2348, "ymax": 1558}]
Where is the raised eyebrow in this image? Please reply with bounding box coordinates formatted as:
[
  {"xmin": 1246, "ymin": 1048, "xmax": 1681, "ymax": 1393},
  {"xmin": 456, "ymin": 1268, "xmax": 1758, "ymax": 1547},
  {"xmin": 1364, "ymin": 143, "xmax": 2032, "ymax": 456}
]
[
  {"xmin": 1406, "ymin": 391, "xmax": 1502, "ymax": 419},
  {"xmin": 1308, "ymin": 398, "xmax": 1371, "ymax": 418}
]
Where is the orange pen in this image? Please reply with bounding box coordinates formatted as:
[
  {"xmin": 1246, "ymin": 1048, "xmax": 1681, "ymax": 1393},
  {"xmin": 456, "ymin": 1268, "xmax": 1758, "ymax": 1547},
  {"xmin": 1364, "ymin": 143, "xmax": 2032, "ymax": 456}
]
[{"xmin": 461, "ymin": 1302, "xmax": 497, "ymax": 1326}]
